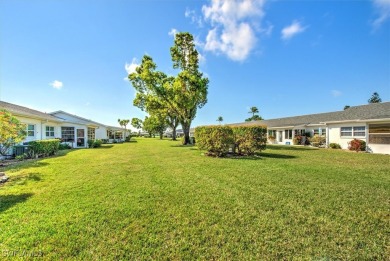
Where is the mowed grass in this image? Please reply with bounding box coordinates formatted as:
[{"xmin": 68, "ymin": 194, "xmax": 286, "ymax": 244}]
[{"xmin": 0, "ymin": 139, "xmax": 389, "ymax": 260}]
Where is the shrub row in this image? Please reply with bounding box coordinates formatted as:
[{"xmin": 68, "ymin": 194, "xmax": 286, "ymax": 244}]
[
  {"xmin": 195, "ymin": 125, "xmax": 267, "ymax": 157},
  {"xmin": 87, "ymin": 139, "xmax": 103, "ymax": 148},
  {"xmin": 28, "ymin": 139, "xmax": 60, "ymax": 158}
]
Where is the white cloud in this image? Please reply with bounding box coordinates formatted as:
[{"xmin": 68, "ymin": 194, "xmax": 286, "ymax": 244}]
[
  {"xmin": 372, "ymin": 0, "xmax": 390, "ymax": 28},
  {"xmin": 124, "ymin": 58, "xmax": 139, "ymax": 81},
  {"xmin": 198, "ymin": 52, "xmax": 206, "ymax": 64},
  {"xmin": 185, "ymin": 8, "xmax": 203, "ymax": 27},
  {"xmin": 201, "ymin": 0, "xmax": 267, "ymax": 61},
  {"xmin": 331, "ymin": 90, "xmax": 342, "ymax": 97},
  {"xmin": 50, "ymin": 80, "xmax": 63, "ymax": 90},
  {"xmin": 281, "ymin": 20, "xmax": 306, "ymax": 40},
  {"xmin": 168, "ymin": 28, "xmax": 178, "ymax": 37}
]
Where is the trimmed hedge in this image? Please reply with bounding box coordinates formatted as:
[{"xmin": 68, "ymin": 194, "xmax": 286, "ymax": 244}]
[
  {"xmin": 195, "ymin": 126, "xmax": 234, "ymax": 157},
  {"xmin": 232, "ymin": 126, "xmax": 267, "ymax": 155},
  {"xmin": 28, "ymin": 139, "xmax": 60, "ymax": 158},
  {"xmin": 195, "ymin": 125, "xmax": 267, "ymax": 157}
]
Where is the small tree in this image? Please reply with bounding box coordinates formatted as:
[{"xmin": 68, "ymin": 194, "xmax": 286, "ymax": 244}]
[
  {"xmin": 0, "ymin": 110, "xmax": 27, "ymax": 156},
  {"xmin": 131, "ymin": 118, "xmax": 143, "ymax": 136},
  {"xmin": 216, "ymin": 116, "xmax": 223, "ymax": 124},
  {"xmin": 248, "ymin": 106, "xmax": 259, "ymax": 117},
  {"xmin": 344, "ymin": 105, "xmax": 350, "ymax": 110},
  {"xmin": 368, "ymin": 92, "xmax": 382, "ymax": 103},
  {"xmin": 245, "ymin": 107, "xmax": 263, "ymax": 122},
  {"xmin": 143, "ymin": 115, "xmax": 167, "ymax": 139},
  {"xmin": 118, "ymin": 119, "xmax": 130, "ymax": 139}
]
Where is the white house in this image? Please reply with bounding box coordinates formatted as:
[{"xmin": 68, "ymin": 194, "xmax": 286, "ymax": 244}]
[
  {"xmin": 0, "ymin": 101, "xmax": 126, "ymax": 152},
  {"xmin": 230, "ymin": 102, "xmax": 390, "ymax": 154}
]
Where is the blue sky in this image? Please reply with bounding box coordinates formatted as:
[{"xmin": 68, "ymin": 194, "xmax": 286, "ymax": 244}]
[{"xmin": 1, "ymin": 0, "xmax": 389, "ymax": 129}]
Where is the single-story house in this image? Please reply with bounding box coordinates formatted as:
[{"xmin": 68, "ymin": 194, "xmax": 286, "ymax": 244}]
[
  {"xmin": 0, "ymin": 101, "xmax": 126, "ymax": 153},
  {"xmin": 229, "ymin": 102, "xmax": 390, "ymax": 154}
]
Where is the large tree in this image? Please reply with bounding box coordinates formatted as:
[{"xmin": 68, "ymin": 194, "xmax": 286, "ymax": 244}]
[
  {"xmin": 217, "ymin": 116, "xmax": 223, "ymax": 124},
  {"xmin": 0, "ymin": 109, "xmax": 27, "ymax": 156},
  {"xmin": 368, "ymin": 92, "xmax": 382, "ymax": 103},
  {"xmin": 129, "ymin": 33, "xmax": 208, "ymax": 145}
]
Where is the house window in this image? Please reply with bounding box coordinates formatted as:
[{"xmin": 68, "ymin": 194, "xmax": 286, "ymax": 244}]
[
  {"xmin": 340, "ymin": 126, "xmax": 365, "ymax": 137},
  {"xmin": 285, "ymin": 129, "xmax": 293, "ymax": 139},
  {"xmin": 313, "ymin": 128, "xmax": 326, "ymax": 136},
  {"xmin": 46, "ymin": 126, "xmax": 55, "ymax": 137},
  {"xmin": 88, "ymin": 128, "xmax": 95, "ymax": 140},
  {"xmin": 61, "ymin": 127, "xmax": 75, "ymax": 142},
  {"xmin": 368, "ymin": 124, "xmax": 390, "ymax": 144},
  {"xmin": 294, "ymin": 129, "xmax": 305, "ymax": 136},
  {"xmin": 27, "ymin": 124, "xmax": 35, "ymax": 137},
  {"xmin": 353, "ymin": 126, "xmax": 365, "ymax": 137},
  {"xmin": 340, "ymin": 127, "xmax": 353, "ymax": 137},
  {"xmin": 268, "ymin": 130, "xmax": 276, "ymax": 137}
]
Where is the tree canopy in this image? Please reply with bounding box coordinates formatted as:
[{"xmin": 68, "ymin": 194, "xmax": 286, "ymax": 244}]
[
  {"xmin": 128, "ymin": 32, "xmax": 208, "ymax": 144},
  {"xmin": 0, "ymin": 109, "xmax": 27, "ymax": 156},
  {"xmin": 245, "ymin": 106, "xmax": 263, "ymax": 122},
  {"xmin": 368, "ymin": 92, "xmax": 382, "ymax": 103}
]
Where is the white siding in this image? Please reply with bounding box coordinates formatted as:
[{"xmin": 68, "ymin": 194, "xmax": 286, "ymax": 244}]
[{"xmin": 328, "ymin": 123, "xmax": 368, "ymax": 150}]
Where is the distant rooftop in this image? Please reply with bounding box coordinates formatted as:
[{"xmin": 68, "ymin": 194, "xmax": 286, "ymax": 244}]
[
  {"xmin": 229, "ymin": 102, "xmax": 390, "ymax": 128},
  {"xmin": 0, "ymin": 101, "xmax": 64, "ymax": 122}
]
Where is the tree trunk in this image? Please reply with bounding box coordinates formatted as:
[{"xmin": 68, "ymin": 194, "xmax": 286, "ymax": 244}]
[
  {"xmin": 172, "ymin": 127, "xmax": 177, "ymax": 141},
  {"xmin": 182, "ymin": 122, "xmax": 191, "ymax": 145},
  {"xmin": 159, "ymin": 131, "xmax": 163, "ymax": 140}
]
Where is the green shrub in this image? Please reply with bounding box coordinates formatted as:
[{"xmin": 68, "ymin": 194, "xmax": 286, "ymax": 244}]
[
  {"xmin": 310, "ymin": 135, "xmax": 326, "ymax": 147},
  {"xmin": 93, "ymin": 140, "xmax": 102, "ymax": 148},
  {"xmin": 87, "ymin": 139, "xmax": 95, "ymax": 148},
  {"xmin": 329, "ymin": 143, "xmax": 341, "ymax": 149},
  {"xmin": 348, "ymin": 139, "xmax": 366, "ymax": 152},
  {"xmin": 59, "ymin": 143, "xmax": 72, "ymax": 150},
  {"xmin": 232, "ymin": 126, "xmax": 267, "ymax": 155},
  {"xmin": 125, "ymin": 136, "xmax": 131, "ymax": 142},
  {"xmin": 195, "ymin": 126, "xmax": 234, "ymax": 157},
  {"xmin": 195, "ymin": 125, "xmax": 267, "ymax": 157},
  {"xmin": 28, "ymin": 139, "xmax": 60, "ymax": 157}
]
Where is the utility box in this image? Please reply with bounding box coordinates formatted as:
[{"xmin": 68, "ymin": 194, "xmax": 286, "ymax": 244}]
[{"xmin": 14, "ymin": 145, "xmax": 29, "ymax": 156}]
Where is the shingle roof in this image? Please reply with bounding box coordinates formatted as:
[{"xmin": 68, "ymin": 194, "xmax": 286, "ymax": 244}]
[
  {"xmin": 229, "ymin": 102, "xmax": 390, "ymax": 128},
  {"xmin": 0, "ymin": 101, "xmax": 64, "ymax": 122}
]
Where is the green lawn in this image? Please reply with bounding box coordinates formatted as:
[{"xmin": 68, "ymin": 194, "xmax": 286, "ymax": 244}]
[{"xmin": 0, "ymin": 139, "xmax": 389, "ymax": 259}]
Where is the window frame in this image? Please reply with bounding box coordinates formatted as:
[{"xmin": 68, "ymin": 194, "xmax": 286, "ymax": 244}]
[
  {"xmin": 27, "ymin": 124, "xmax": 35, "ymax": 137},
  {"xmin": 46, "ymin": 126, "xmax": 55, "ymax": 137},
  {"xmin": 340, "ymin": 126, "xmax": 365, "ymax": 138},
  {"xmin": 284, "ymin": 129, "xmax": 293, "ymax": 139},
  {"xmin": 61, "ymin": 127, "xmax": 75, "ymax": 142}
]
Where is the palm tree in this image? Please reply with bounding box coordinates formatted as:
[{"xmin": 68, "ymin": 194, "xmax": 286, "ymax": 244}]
[
  {"xmin": 118, "ymin": 119, "xmax": 130, "ymax": 140},
  {"xmin": 248, "ymin": 106, "xmax": 259, "ymax": 117},
  {"xmin": 216, "ymin": 116, "xmax": 223, "ymax": 124}
]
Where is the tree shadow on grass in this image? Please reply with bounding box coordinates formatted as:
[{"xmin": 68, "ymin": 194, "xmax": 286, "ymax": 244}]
[
  {"xmin": 259, "ymin": 152, "xmax": 297, "ymax": 159},
  {"xmin": 0, "ymin": 193, "xmax": 33, "ymax": 213},
  {"xmin": 96, "ymin": 145, "xmax": 114, "ymax": 149},
  {"xmin": 267, "ymin": 145, "xmax": 317, "ymax": 151},
  {"xmin": 171, "ymin": 145, "xmax": 195, "ymax": 148}
]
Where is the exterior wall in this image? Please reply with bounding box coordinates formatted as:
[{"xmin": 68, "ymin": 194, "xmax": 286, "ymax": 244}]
[
  {"xmin": 95, "ymin": 126, "xmax": 108, "ymax": 140},
  {"xmin": 16, "ymin": 116, "xmax": 62, "ymax": 143},
  {"xmin": 368, "ymin": 144, "xmax": 389, "ymax": 154},
  {"xmin": 327, "ymin": 123, "xmax": 368, "ymax": 150}
]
